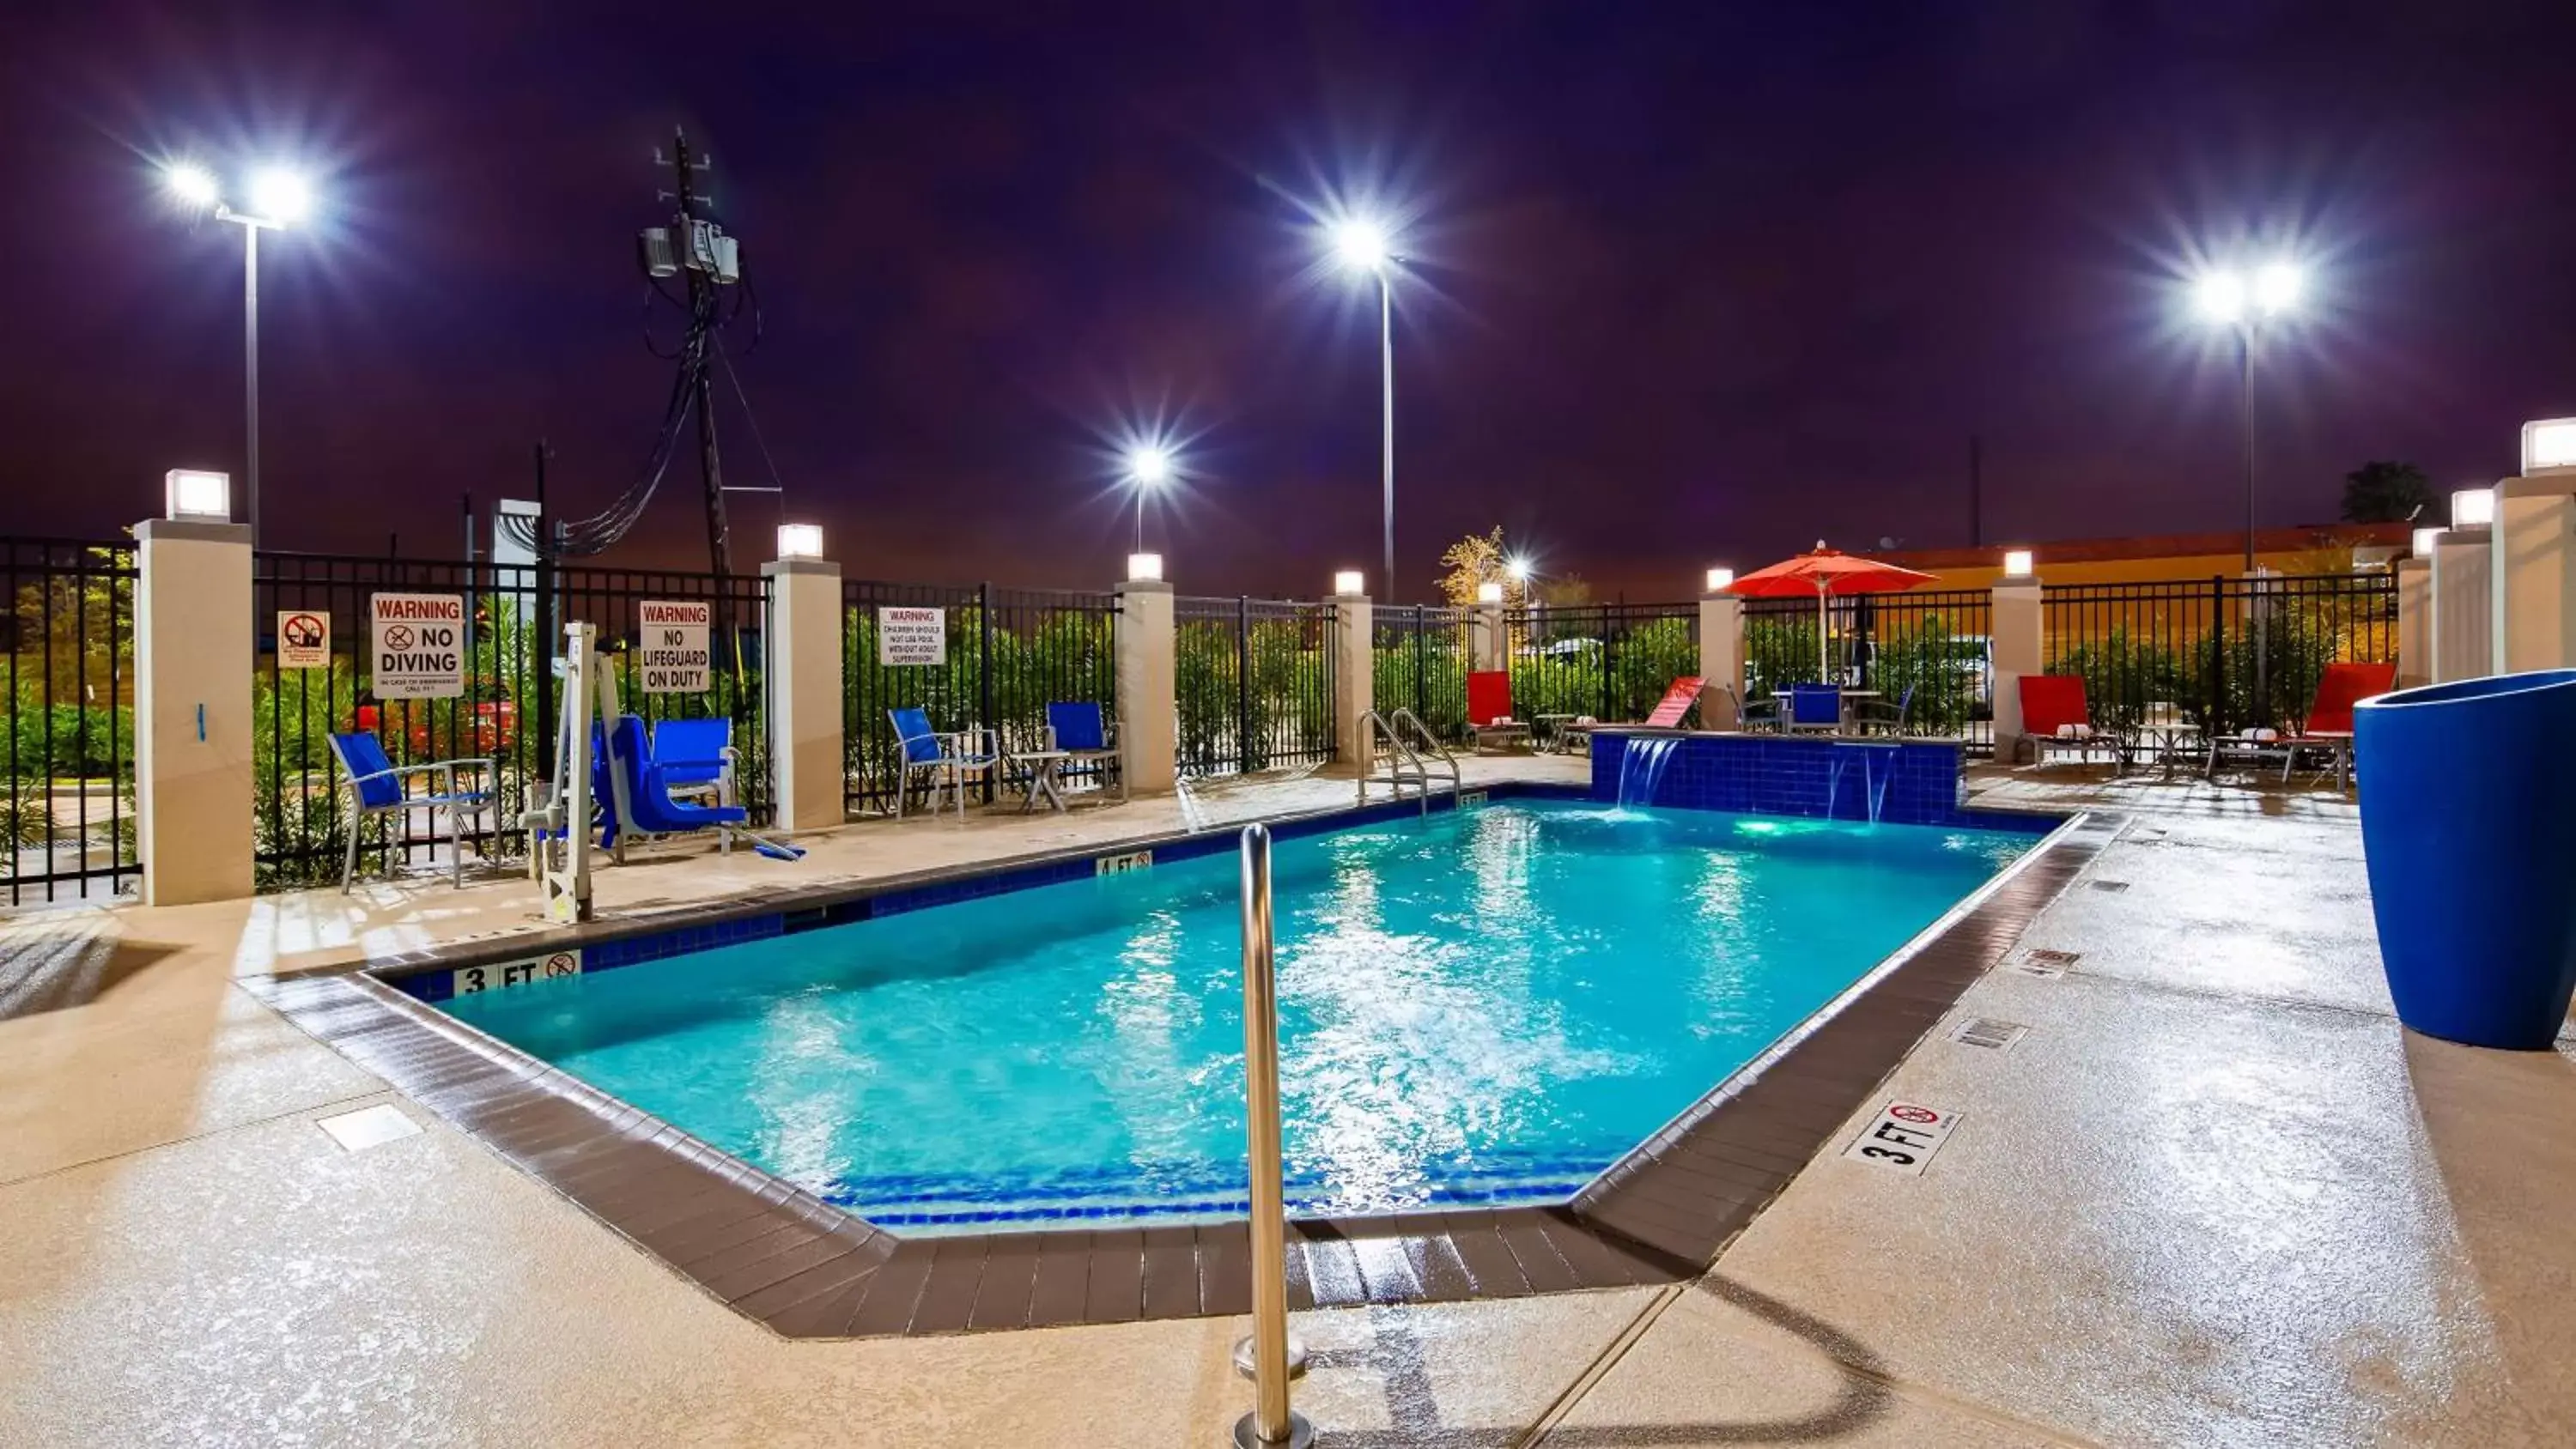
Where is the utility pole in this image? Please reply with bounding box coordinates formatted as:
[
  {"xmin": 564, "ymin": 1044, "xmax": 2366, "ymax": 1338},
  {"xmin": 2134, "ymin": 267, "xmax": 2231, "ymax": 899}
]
[
  {"xmin": 1968, "ymin": 433, "xmax": 1983, "ymax": 548},
  {"xmin": 664, "ymin": 132, "xmax": 732, "ymax": 581}
]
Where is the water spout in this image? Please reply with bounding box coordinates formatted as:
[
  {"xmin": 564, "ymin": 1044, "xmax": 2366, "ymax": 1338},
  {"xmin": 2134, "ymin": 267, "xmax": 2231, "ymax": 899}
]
[{"xmin": 1616, "ymin": 737, "xmax": 1680, "ymax": 809}]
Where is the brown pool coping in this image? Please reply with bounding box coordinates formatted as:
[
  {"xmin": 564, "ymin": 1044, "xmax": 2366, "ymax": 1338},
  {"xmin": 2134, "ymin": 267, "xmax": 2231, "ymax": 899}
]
[{"xmin": 240, "ymin": 807, "xmax": 2118, "ymax": 1338}]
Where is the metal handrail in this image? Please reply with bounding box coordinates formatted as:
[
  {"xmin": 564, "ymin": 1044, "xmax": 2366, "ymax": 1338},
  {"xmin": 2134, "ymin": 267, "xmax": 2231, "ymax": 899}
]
[
  {"xmin": 1386, "ymin": 707, "xmax": 1460, "ymax": 788},
  {"xmin": 1232, "ymin": 824, "xmax": 1315, "ymax": 1449},
  {"xmin": 1356, "ymin": 708, "xmax": 1447, "ymax": 813}
]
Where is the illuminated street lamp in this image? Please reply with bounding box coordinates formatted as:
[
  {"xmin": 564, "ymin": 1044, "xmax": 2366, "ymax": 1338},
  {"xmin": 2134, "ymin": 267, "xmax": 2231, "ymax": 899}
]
[
  {"xmin": 2192, "ymin": 259, "xmax": 2304, "ymax": 570},
  {"xmin": 162, "ymin": 160, "xmax": 318, "ymax": 547},
  {"xmin": 1126, "ymin": 442, "xmax": 1174, "ymax": 553},
  {"xmin": 1327, "ymin": 214, "xmax": 1400, "ymax": 601}
]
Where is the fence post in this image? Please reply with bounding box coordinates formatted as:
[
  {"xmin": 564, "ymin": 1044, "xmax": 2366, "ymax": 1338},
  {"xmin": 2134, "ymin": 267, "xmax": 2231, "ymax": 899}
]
[
  {"xmin": 2429, "ymin": 523, "xmax": 2495, "ymax": 683},
  {"xmin": 1989, "ymin": 573, "xmax": 2043, "ymax": 766},
  {"xmin": 1698, "ymin": 588, "xmax": 1744, "ymax": 712},
  {"xmin": 762, "ymin": 555, "xmax": 845, "ymax": 834},
  {"xmin": 1328, "ymin": 584, "xmax": 1372, "ymax": 768},
  {"xmin": 1115, "ymin": 571, "xmax": 1177, "ymax": 794},
  {"xmin": 133, "ymin": 518, "xmax": 255, "ymax": 904},
  {"xmin": 977, "ymin": 582, "xmax": 996, "ymax": 802},
  {"xmin": 2494, "ymin": 474, "xmax": 2576, "ymax": 674}
]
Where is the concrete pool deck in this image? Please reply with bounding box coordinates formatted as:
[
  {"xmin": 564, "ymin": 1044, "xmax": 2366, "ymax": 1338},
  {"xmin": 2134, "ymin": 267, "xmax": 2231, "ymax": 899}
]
[{"xmin": 4, "ymin": 756, "xmax": 2573, "ymax": 1446}]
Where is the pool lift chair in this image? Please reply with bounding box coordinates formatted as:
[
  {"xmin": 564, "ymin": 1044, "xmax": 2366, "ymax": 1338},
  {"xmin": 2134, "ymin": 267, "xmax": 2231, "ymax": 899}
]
[{"xmin": 520, "ymin": 623, "xmax": 803, "ymax": 927}]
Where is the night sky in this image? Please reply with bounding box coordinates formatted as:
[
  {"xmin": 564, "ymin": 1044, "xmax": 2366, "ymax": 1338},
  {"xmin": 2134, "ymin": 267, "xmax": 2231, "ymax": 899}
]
[{"xmin": 5, "ymin": 2, "xmax": 2573, "ymax": 600}]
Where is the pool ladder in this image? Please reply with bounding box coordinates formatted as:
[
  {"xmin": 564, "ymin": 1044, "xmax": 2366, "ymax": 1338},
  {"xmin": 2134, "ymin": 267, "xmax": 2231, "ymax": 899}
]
[
  {"xmin": 1233, "ymin": 823, "xmax": 1315, "ymax": 1448},
  {"xmin": 1358, "ymin": 707, "xmax": 1459, "ymax": 814}
]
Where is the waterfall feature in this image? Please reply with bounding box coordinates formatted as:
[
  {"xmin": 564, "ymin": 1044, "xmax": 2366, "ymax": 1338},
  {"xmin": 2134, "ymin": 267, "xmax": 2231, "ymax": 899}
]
[
  {"xmin": 1616, "ymin": 737, "xmax": 1680, "ymax": 809},
  {"xmin": 1826, "ymin": 743, "xmax": 1900, "ymax": 824}
]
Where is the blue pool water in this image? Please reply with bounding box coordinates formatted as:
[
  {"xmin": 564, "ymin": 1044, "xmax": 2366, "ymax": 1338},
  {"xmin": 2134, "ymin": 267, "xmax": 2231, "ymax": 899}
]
[{"xmin": 440, "ymin": 802, "xmax": 2033, "ymax": 1231}]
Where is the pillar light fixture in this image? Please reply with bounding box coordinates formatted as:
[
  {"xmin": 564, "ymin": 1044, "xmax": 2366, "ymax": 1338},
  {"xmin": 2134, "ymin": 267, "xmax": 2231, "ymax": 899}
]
[
  {"xmin": 2524, "ymin": 417, "xmax": 2576, "ymax": 474},
  {"xmin": 1705, "ymin": 567, "xmax": 1735, "ymax": 593},
  {"xmin": 2451, "ymin": 488, "xmax": 2495, "ymax": 529},
  {"xmin": 1334, "ymin": 570, "xmax": 1365, "ymax": 596},
  {"xmin": 1127, "ymin": 552, "xmax": 1163, "ymax": 582},
  {"xmin": 775, "ymin": 523, "xmax": 824, "ymax": 560},
  {"xmin": 2002, "ymin": 549, "xmax": 2035, "ymax": 579},
  {"xmin": 2411, "ymin": 526, "xmax": 2442, "ymax": 558},
  {"xmin": 165, "ymin": 469, "xmax": 232, "ymax": 520},
  {"xmin": 1476, "ymin": 581, "xmax": 1504, "ymax": 604}
]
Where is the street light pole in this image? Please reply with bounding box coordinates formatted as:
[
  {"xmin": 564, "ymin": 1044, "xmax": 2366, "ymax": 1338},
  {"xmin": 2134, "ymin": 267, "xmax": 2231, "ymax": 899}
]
[
  {"xmin": 2236, "ymin": 321, "xmax": 2256, "ymax": 573},
  {"xmin": 242, "ymin": 221, "xmax": 261, "ymax": 549},
  {"xmin": 1376, "ymin": 268, "xmax": 1394, "ymax": 605},
  {"xmin": 2192, "ymin": 261, "xmax": 2300, "ymax": 575}
]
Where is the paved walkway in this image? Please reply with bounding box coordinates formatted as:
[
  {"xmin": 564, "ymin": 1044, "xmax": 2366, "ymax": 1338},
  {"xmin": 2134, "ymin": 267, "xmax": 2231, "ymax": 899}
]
[{"xmin": 3, "ymin": 758, "xmax": 2570, "ymax": 1446}]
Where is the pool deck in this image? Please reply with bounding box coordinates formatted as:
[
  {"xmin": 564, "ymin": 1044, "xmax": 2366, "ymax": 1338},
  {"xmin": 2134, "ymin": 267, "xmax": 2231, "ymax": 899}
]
[{"xmin": 4, "ymin": 756, "xmax": 2573, "ymax": 1446}]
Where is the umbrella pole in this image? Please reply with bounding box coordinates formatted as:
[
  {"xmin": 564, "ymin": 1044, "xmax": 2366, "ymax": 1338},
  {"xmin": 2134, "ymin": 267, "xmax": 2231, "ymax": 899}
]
[{"xmin": 1816, "ymin": 585, "xmax": 1829, "ymax": 683}]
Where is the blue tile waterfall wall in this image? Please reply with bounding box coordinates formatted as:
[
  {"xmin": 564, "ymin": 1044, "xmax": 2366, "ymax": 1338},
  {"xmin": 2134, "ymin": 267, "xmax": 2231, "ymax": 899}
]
[{"xmin": 1589, "ymin": 731, "xmax": 2014, "ymax": 829}]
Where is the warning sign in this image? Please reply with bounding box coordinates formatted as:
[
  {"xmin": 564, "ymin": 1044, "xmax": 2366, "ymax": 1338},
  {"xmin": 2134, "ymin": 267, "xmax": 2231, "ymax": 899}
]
[
  {"xmin": 451, "ymin": 949, "xmax": 583, "ymax": 997},
  {"xmin": 638, "ymin": 599, "xmax": 712, "ymax": 694},
  {"xmin": 878, "ymin": 606, "xmax": 946, "ymax": 665},
  {"xmin": 277, "ymin": 610, "xmax": 330, "ymax": 670},
  {"xmin": 370, "ymin": 593, "xmax": 465, "ymax": 700}
]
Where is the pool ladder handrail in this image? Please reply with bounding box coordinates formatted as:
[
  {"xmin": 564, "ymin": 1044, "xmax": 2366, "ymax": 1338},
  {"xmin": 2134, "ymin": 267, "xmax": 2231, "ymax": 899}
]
[
  {"xmin": 1358, "ymin": 707, "xmax": 1459, "ymax": 813},
  {"xmin": 1233, "ymin": 823, "xmax": 1315, "ymax": 1448}
]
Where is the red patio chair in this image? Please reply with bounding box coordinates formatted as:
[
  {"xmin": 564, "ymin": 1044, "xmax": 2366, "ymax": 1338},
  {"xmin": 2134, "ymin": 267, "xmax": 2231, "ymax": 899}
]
[
  {"xmin": 1467, "ymin": 670, "xmax": 1530, "ymax": 754},
  {"xmin": 2017, "ymin": 675, "xmax": 2099, "ymax": 766},
  {"xmin": 2209, "ymin": 661, "xmax": 2397, "ymax": 787}
]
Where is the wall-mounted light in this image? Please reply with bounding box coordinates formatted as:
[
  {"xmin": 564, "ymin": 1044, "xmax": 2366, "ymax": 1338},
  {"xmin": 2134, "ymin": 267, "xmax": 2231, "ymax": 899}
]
[
  {"xmin": 2524, "ymin": 417, "xmax": 2576, "ymax": 474},
  {"xmin": 1476, "ymin": 581, "xmax": 1504, "ymax": 604},
  {"xmin": 775, "ymin": 523, "xmax": 824, "ymax": 560},
  {"xmin": 165, "ymin": 469, "xmax": 232, "ymax": 521},
  {"xmin": 1705, "ymin": 567, "xmax": 1735, "ymax": 593},
  {"xmin": 2002, "ymin": 549, "xmax": 2035, "ymax": 579},
  {"xmin": 1127, "ymin": 552, "xmax": 1164, "ymax": 582},
  {"xmin": 2451, "ymin": 488, "xmax": 2495, "ymax": 529},
  {"xmin": 1334, "ymin": 570, "xmax": 1365, "ymax": 596},
  {"xmin": 2411, "ymin": 526, "xmax": 2442, "ymax": 558}
]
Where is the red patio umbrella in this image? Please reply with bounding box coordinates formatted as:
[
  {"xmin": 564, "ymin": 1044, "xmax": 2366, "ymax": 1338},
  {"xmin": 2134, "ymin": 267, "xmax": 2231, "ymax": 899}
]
[{"xmin": 1726, "ymin": 542, "xmax": 1939, "ymax": 682}]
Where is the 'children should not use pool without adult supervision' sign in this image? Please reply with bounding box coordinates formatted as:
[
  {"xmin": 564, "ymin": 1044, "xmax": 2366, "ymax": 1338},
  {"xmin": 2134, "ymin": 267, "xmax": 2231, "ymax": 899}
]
[
  {"xmin": 370, "ymin": 593, "xmax": 465, "ymax": 700},
  {"xmin": 877, "ymin": 606, "xmax": 946, "ymax": 665},
  {"xmin": 638, "ymin": 600, "xmax": 712, "ymax": 694}
]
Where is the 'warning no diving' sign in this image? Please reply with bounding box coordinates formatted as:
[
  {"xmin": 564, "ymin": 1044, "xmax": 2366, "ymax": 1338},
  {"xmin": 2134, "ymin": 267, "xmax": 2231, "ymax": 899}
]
[
  {"xmin": 639, "ymin": 600, "xmax": 712, "ymax": 694},
  {"xmin": 370, "ymin": 593, "xmax": 465, "ymax": 700}
]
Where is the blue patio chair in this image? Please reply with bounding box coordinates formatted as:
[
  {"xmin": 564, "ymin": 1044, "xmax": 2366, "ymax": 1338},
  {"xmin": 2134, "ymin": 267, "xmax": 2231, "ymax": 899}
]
[
  {"xmin": 651, "ymin": 716, "xmax": 736, "ymax": 807},
  {"xmin": 327, "ymin": 731, "xmax": 495, "ymax": 891},
  {"xmin": 888, "ymin": 707, "xmax": 999, "ymax": 819},
  {"xmin": 1788, "ymin": 683, "xmax": 1844, "ymax": 733},
  {"xmin": 1043, "ymin": 701, "xmax": 1125, "ymax": 801},
  {"xmin": 1733, "ymin": 685, "xmax": 1782, "ymax": 731},
  {"xmin": 1852, "ymin": 683, "xmax": 1917, "ymax": 736}
]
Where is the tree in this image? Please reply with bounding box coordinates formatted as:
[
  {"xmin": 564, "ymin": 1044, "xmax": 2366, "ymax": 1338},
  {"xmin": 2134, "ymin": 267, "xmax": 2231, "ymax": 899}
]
[
  {"xmin": 2340, "ymin": 461, "xmax": 2434, "ymax": 524},
  {"xmin": 1537, "ymin": 573, "xmax": 1594, "ymax": 609},
  {"xmin": 1436, "ymin": 527, "xmax": 1529, "ymax": 608}
]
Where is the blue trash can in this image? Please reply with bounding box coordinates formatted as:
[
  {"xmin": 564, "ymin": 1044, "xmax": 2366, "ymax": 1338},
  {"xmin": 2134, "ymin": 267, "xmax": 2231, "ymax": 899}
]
[{"xmin": 2355, "ymin": 670, "xmax": 2576, "ymax": 1049}]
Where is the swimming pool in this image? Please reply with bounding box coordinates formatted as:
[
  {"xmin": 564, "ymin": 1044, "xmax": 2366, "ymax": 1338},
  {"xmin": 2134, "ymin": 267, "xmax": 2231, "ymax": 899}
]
[{"xmin": 439, "ymin": 801, "xmax": 2035, "ymax": 1232}]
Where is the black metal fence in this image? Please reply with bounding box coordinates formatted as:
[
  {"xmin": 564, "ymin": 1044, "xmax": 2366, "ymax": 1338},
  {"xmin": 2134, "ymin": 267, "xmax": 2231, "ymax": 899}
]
[
  {"xmin": 1744, "ymin": 590, "xmax": 1996, "ymax": 750},
  {"xmin": 1371, "ymin": 604, "xmax": 1473, "ymax": 743},
  {"xmin": 1501, "ymin": 602, "xmax": 1701, "ymax": 725},
  {"xmin": 252, "ymin": 553, "xmax": 769, "ymax": 891},
  {"xmin": 3, "ymin": 539, "xmax": 138, "ymax": 906},
  {"xmin": 841, "ymin": 582, "xmax": 1118, "ymax": 813},
  {"xmin": 2039, "ymin": 572, "xmax": 2398, "ymax": 752},
  {"xmin": 1176, "ymin": 596, "xmax": 1337, "ymax": 778}
]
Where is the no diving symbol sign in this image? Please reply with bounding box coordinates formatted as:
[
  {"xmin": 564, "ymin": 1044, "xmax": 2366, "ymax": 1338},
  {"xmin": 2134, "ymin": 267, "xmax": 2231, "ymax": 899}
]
[
  {"xmin": 369, "ymin": 593, "xmax": 464, "ymax": 700},
  {"xmin": 1843, "ymin": 1100, "xmax": 1961, "ymax": 1176}
]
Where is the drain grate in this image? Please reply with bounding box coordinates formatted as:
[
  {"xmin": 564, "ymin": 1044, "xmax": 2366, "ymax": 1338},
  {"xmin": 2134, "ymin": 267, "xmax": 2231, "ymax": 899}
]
[
  {"xmin": 2024, "ymin": 948, "xmax": 2081, "ymax": 967},
  {"xmin": 1948, "ymin": 1016, "xmax": 2028, "ymax": 1051},
  {"xmin": 2091, "ymin": 879, "xmax": 2132, "ymax": 893}
]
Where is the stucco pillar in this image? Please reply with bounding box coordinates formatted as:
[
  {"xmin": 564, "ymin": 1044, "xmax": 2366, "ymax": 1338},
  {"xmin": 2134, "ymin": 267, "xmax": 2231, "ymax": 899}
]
[
  {"xmin": 2394, "ymin": 558, "xmax": 2431, "ymax": 688},
  {"xmin": 1470, "ymin": 603, "xmax": 1506, "ymax": 672},
  {"xmin": 134, "ymin": 518, "xmax": 254, "ymax": 904},
  {"xmin": 2494, "ymin": 473, "xmax": 2576, "ymax": 675},
  {"xmin": 2430, "ymin": 526, "xmax": 2494, "ymax": 683},
  {"xmin": 1698, "ymin": 592, "xmax": 1744, "ymax": 723},
  {"xmin": 1115, "ymin": 579, "xmax": 1177, "ymax": 795},
  {"xmin": 1989, "ymin": 578, "xmax": 2044, "ymax": 764},
  {"xmin": 761, "ymin": 558, "xmax": 844, "ymax": 834},
  {"xmin": 1329, "ymin": 591, "xmax": 1373, "ymax": 767}
]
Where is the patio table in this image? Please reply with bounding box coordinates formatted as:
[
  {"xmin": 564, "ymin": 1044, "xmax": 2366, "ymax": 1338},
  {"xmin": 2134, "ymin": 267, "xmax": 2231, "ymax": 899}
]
[{"xmin": 1012, "ymin": 749, "xmax": 1070, "ymax": 813}]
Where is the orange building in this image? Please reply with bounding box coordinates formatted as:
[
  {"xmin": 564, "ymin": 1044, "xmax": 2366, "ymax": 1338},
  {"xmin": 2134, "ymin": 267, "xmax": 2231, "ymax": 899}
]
[{"xmin": 1862, "ymin": 523, "xmax": 2414, "ymax": 589}]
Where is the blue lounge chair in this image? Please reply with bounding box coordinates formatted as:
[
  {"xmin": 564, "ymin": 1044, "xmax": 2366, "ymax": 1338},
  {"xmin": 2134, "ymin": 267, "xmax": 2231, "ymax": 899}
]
[
  {"xmin": 651, "ymin": 716, "xmax": 736, "ymax": 807},
  {"xmin": 1788, "ymin": 683, "xmax": 1844, "ymax": 733},
  {"xmin": 889, "ymin": 707, "xmax": 998, "ymax": 819},
  {"xmin": 601, "ymin": 714, "xmax": 806, "ymax": 861},
  {"xmin": 327, "ymin": 731, "xmax": 495, "ymax": 891},
  {"xmin": 1043, "ymin": 701, "xmax": 1124, "ymax": 801}
]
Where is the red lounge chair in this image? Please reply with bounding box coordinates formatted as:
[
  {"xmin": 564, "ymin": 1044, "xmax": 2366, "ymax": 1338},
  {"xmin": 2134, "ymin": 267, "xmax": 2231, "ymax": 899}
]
[
  {"xmin": 1467, "ymin": 670, "xmax": 1530, "ymax": 754},
  {"xmin": 2017, "ymin": 675, "xmax": 2099, "ymax": 766},
  {"xmin": 2208, "ymin": 661, "xmax": 2397, "ymax": 787},
  {"xmin": 1642, "ymin": 676, "xmax": 1705, "ymax": 728}
]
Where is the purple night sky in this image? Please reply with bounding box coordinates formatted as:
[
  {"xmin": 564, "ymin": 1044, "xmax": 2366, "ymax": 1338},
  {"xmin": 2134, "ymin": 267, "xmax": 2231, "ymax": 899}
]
[{"xmin": 4, "ymin": 2, "xmax": 2573, "ymax": 599}]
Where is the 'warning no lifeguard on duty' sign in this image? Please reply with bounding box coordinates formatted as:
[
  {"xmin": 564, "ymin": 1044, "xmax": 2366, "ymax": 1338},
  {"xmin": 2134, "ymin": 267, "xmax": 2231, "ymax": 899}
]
[
  {"xmin": 370, "ymin": 593, "xmax": 465, "ymax": 699},
  {"xmin": 639, "ymin": 600, "xmax": 712, "ymax": 694}
]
